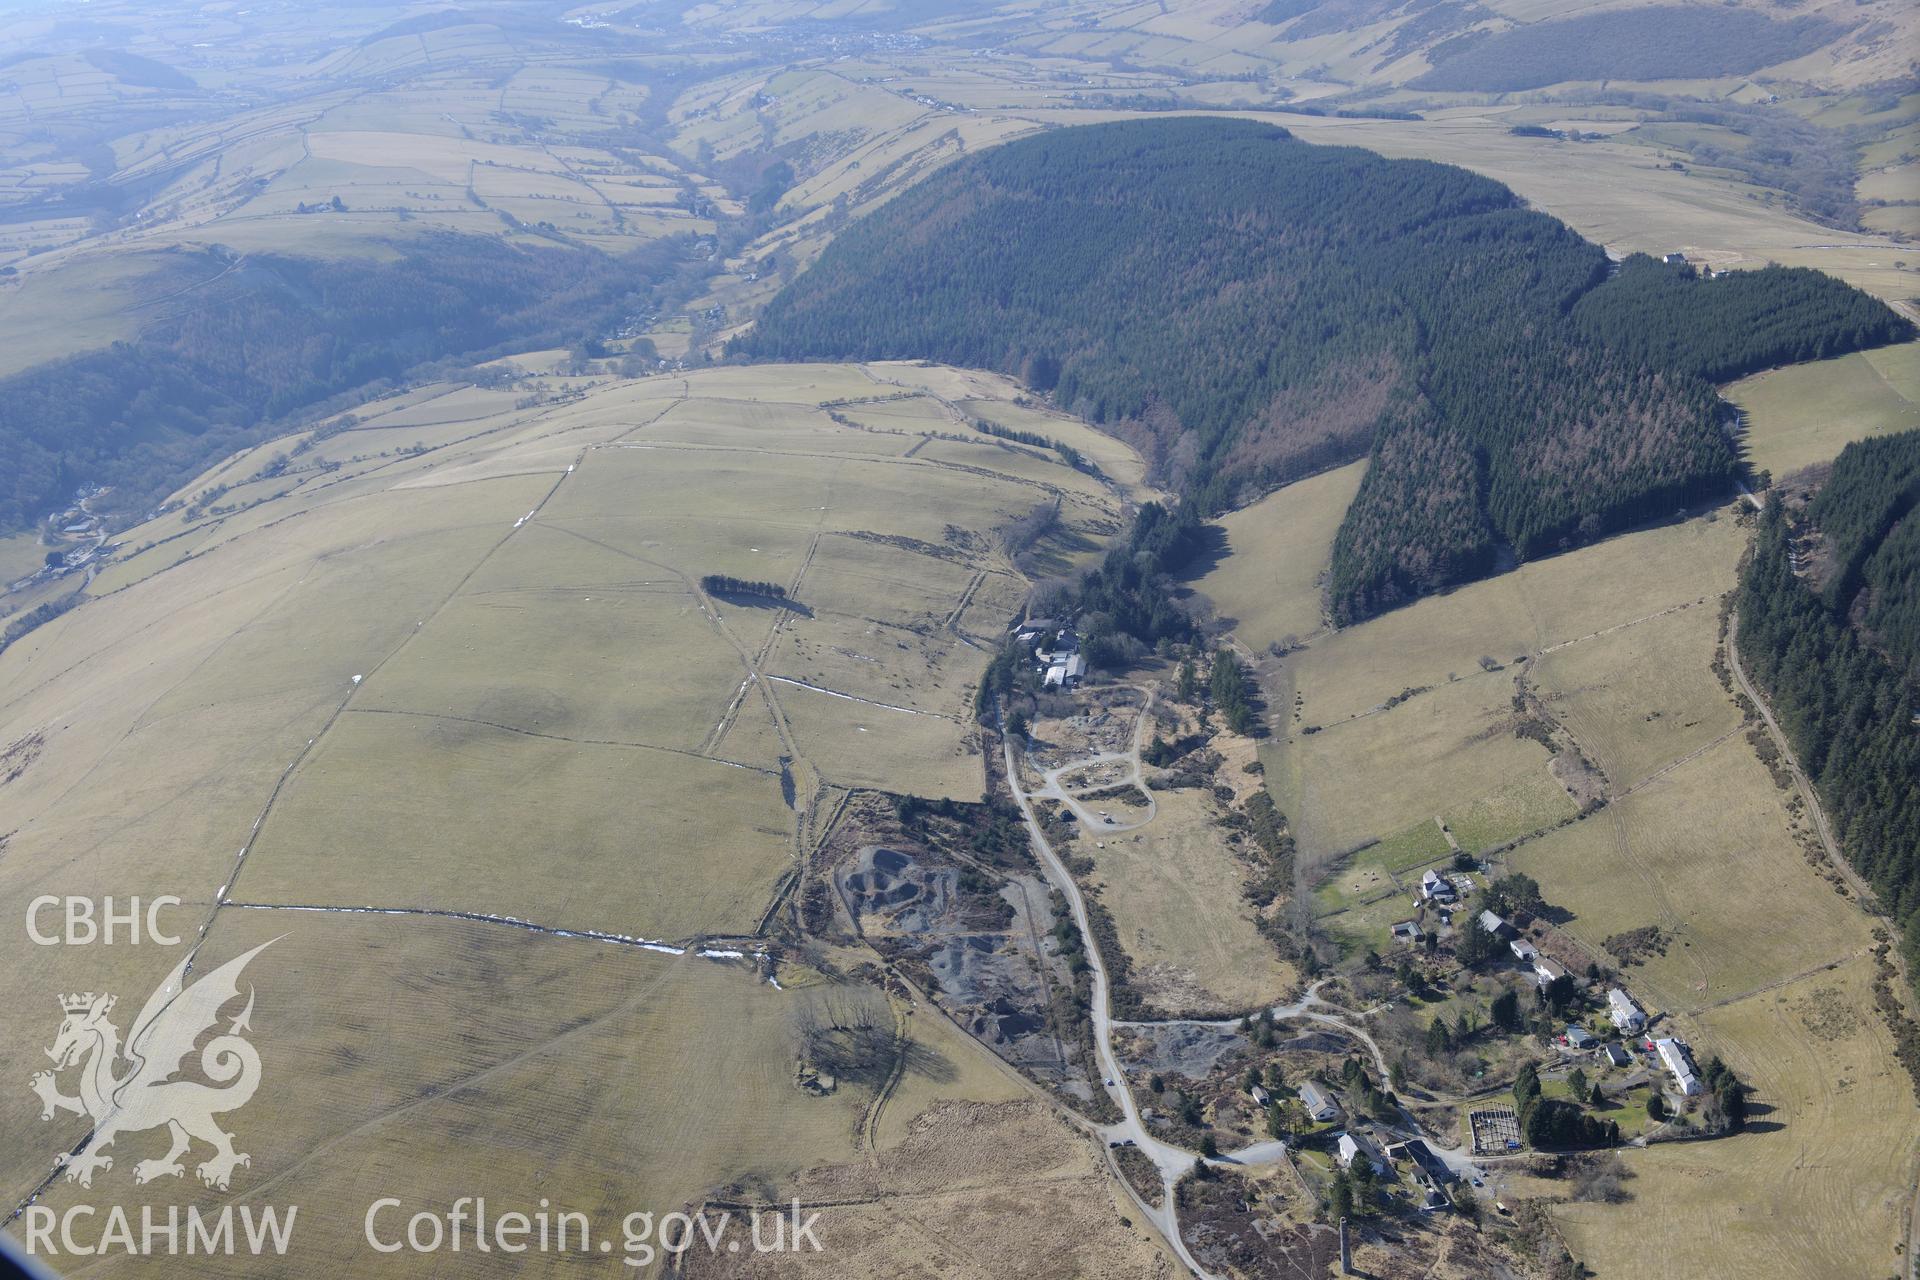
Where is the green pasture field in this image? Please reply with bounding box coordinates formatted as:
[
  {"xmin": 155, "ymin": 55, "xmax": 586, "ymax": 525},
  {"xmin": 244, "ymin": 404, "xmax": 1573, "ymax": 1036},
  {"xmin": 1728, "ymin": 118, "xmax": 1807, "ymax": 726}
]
[
  {"xmin": 1311, "ymin": 819, "xmax": 1450, "ymax": 914},
  {"xmin": 1726, "ymin": 341, "xmax": 1920, "ymax": 480},
  {"xmin": 1191, "ymin": 460, "xmax": 1366, "ymax": 653}
]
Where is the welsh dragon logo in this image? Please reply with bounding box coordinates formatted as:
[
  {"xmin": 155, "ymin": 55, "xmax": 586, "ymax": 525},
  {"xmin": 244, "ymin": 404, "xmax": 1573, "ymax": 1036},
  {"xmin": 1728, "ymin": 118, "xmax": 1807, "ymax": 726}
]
[{"xmin": 29, "ymin": 939, "xmax": 277, "ymax": 1190}]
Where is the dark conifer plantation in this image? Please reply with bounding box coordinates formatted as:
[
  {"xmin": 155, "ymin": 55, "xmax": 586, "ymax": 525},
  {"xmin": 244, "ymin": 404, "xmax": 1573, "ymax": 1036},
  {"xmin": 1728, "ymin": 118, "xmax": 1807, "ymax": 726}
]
[
  {"xmin": 1737, "ymin": 433, "xmax": 1920, "ymax": 976},
  {"xmin": 741, "ymin": 118, "xmax": 1907, "ymax": 620}
]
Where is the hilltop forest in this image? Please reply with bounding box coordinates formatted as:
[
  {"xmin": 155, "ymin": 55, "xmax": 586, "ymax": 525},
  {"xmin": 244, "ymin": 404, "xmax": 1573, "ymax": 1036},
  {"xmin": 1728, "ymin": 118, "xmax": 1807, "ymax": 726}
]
[
  {"xmin": 1737, "ymin": 431, "xmax": 1920, "ymax": 974},
  {"xmin": 740, "ymin": 118, "xmax": 1908, "ymax": 620}
]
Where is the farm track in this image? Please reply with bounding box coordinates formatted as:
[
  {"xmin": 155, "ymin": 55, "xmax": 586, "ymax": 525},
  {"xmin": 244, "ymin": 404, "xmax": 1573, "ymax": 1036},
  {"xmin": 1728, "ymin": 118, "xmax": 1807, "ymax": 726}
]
[
  {"xmin": 1725, "ymin": 606, "xmax": 1920, "ymax": 1277},
  {"xmin": 7, "ymin": 451, "xmax": 596, "ymax": 1226},
  {"xmin": 999, "ymin": 689, "xmax": 1492, "ymax": 1276},
  {"xmin": 222, "ymin": 900, "xmax": 767, "ymax": 961}
]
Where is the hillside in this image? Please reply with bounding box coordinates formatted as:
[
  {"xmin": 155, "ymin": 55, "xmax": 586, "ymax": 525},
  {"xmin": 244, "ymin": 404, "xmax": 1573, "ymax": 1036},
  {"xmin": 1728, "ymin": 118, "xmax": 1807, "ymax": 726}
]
[
  {"xmin": 0, "ymin": 234, "xmax": 679, "ymax": 531},
  {"xmin": 1737, "ymin": 432, "xmax": 1920, "ymax": 971},
  {"xmin": 1045, "ymin": 0, "xmax": 1915, "ymax": 93},
  {"xmin": 740, "ymin": 118, "xmax": 1909, "ymax": 619},
  {"xmin": 1408, "ymin": 6, "xmax": 1849, "ymax": 93},
  {"xmin": 0, "ymin": 359, "xmax": 1146, "ymax": 1267}
]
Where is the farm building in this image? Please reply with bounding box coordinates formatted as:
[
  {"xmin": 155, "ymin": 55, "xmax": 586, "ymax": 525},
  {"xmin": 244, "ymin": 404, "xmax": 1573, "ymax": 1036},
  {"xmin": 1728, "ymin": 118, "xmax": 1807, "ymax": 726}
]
[
  {"xmin": 1655, "ymin": 1037, "xmax": 1704, "ymax": 1096},
  {"xmin": 1420, "ymin": 869, "xmax": 1456, "ymax": 902},
  {"xmin": 1607, "ymin": 988, "xmax": 1647, "ymax": 1032},
  {"xmin": 1043, "ymin": 654, "xmax": 1086, "ymax": 688},
  {"xmin": 1390, "ymin": 919, "xmax": 1424, "ymax": 943},
  {"xmin": 1336, "ymin": 1131, "xmax": 1387, "ymax": 1174},
  {"xmin": 1250, "ymin": 1083, "xmax": 1271, "ymax": 1107},
  {"xmin": 1386, "ymin": 1138, "xmax": 1452, "ymax": 1184},
  {"xmin": 1478, "ymin": 910, "xmax": 1516, "ymax": 939},
  {"xmin": 1299, "ymin": 1081, "xmax": 1341, "ymax": 1123}
]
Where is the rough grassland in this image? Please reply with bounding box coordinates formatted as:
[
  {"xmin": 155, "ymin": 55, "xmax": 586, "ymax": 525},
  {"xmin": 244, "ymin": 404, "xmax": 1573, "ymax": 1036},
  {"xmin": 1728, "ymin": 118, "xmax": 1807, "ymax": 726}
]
[
  {"xmin": 0, "ymin": 530, "xmax": 44, "ymax": 583},
  {"xmin": 1507, "ymin": 737, "xmax": 1865, "ymax": 1015},
  {"xmin": 1555, "ymin": 958, "xmax": 1910, "ymax": 1280},
  {"xmin": 1726, "ymin": 340, "xmax": 1920, "ymax": 479},
  {"xmin": 1529, "ymin": 599, "xmax": 1740, "ymax": 789},
  {"xmin": 239, "ymin": 711, "xmax": 797, "ymax": 939},
  {"xmin": 1084, "ymin": 787, "xmax": 1295, "ymax": 1014},
  {"xmin": 19, "ymin": 911, "xmax": 875, "ymax": 1279},
  {"xmin": 0, "ymin": 363, "xmax": 1135, "ymax": 1269},
  {"xmin": 1281, "ymin": 514, "xmax": 1746, "ymax": 729},
  {"xmin": 682, "ymin": 1099, "xmax": 1175, "ymax": 1280},
  {"xmin": 1190, "ymin": 460, "xmax": 1366, "ymax": 652},
  {"xmin": 1279, "ymin": 672, "xmax": 1572, "ymax": 859}
]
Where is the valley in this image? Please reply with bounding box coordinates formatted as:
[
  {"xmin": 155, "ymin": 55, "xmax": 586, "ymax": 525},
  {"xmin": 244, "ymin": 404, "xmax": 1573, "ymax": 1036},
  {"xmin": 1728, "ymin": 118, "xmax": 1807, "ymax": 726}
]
[{"xmin": 0, "ymin": 2, "xmax": 1915, "ymax": 1278}]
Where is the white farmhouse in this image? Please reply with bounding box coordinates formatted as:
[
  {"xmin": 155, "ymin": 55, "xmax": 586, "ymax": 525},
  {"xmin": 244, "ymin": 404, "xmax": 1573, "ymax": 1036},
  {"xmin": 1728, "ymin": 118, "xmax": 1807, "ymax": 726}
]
[
  {"xmin": 1298, "ymin": 1081, "xmax": 1341, "ymax": 1123},
  {"xmin": 1607, "ymin": 988, "xmax": 1647, "ymax": 1033},
  {"xmin": 1655, "ymin": 1037, "xmax": 1703, "ymax": 1096},
  {"xmin": 1336, "ymin": 1131, "xmax": 1387, "ymax": 1175}
]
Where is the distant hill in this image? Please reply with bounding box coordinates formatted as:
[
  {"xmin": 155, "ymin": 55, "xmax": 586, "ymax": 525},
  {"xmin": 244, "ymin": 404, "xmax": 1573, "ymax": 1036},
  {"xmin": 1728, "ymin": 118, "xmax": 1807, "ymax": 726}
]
[
  {"xmin": 739, "ymin": 118, "xmax": 1908, "ymax": 620},
  {"xmin": 1410, "ymin": 6, "xmax": 1849, "ymax": 92},
  {"xmin": 0, "ymin": 234, "xmax": 679, "ymax": 531},
  {"xmin": 80, "ymin": 49, "xmax": 198, "ymax": 91}
]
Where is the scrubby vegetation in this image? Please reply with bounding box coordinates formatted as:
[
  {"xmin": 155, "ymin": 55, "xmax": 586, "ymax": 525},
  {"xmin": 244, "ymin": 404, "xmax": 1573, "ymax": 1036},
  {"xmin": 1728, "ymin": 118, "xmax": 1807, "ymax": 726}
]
[
  {"xmin": 742, "ymin": 119, "xmax": 1901, "ymax": 622},
  {"xmin": 1411, "ymin": 7, "xmax": 1847, "ymax": 92},
  {"xmin": 1737, "ymin": 451, "xmax": 1920, "ymax": 977},
  {"xmin": 0, "ymin": 233, "xmax": 681, "ymax": 531}
]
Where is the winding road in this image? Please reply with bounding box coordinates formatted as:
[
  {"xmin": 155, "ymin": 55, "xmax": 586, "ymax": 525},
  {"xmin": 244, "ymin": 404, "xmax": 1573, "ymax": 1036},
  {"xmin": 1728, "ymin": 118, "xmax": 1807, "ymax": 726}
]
[{"xmin": 1000, "ymin": 693, "xmax": 1486, "ymax": 1275}]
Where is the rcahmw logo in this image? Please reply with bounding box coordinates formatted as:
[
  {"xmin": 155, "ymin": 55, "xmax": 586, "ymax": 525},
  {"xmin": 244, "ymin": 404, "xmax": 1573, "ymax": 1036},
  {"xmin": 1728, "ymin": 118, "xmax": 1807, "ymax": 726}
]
[{"xmin": 29, "ymin": 938, "xmax": 278, "ymax": 1190}]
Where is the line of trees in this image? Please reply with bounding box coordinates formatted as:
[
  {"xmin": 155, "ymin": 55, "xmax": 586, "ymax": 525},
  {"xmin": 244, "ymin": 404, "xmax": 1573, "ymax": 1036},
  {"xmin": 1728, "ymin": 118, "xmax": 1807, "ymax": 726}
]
[
  {"xmin": 967, "ymin": 416, "xmax": 1087, "ymax": 471},
  {"xmin": 700, "ymin": 574, "xmax": 788, "ymax": 599},
  {"xmin": 1515, "ymin": 1061, "xmax": 1620, "ymax": 1150},
  {"xmin": 1209, "ymin": 651, "xmax": 1260, "ymax": 736}
]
